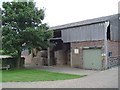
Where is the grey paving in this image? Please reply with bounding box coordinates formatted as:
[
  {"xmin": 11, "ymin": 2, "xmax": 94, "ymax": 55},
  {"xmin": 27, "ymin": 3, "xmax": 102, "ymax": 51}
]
[
  {"xmin": 2, "ymin": 66, "xmax": 118, "ymax": 88},
  {"xmin": 26, "ymin": 65, "xmax": 99, "ymax": 75}
]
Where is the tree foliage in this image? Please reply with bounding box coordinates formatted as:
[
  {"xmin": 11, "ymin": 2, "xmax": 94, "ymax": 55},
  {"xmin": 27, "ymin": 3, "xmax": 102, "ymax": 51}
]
[{"xmin": 2, "ymin": 1, "xmax": 52, "ymax": 68}]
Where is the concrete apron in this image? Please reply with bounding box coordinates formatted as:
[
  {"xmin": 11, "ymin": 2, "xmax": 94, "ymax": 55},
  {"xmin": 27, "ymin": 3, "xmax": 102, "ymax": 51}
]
[{"xmin": 25, "ymin": 65, "xmax": 99, "ymax": 76}]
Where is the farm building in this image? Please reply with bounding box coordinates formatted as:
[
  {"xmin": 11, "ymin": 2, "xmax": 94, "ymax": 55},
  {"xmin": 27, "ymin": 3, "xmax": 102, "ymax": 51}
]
[
  {"xmin": 23, "ymin": 14, "xmax": 119, "ymax": 70},
  {"xmin": 47, "ymin": 14, "xmax": 120, "ymax": 70}
]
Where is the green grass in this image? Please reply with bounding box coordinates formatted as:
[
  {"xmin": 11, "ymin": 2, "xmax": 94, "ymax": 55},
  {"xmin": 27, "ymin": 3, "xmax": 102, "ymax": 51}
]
[{"xmin": 1, "ymin": 69, "xmax": 84, "ymax": 82}]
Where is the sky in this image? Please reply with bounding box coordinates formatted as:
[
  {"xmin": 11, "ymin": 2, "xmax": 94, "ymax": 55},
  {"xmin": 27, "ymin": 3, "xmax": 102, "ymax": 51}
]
[{"xmin": 0, "ymin": 0, "xmax": 120, "ymax": 27}]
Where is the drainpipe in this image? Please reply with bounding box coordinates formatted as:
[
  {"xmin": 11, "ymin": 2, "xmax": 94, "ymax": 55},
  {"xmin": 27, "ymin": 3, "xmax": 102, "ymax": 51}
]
[{"xmin": 104, "ymin": 21, "xmax": 109, "ymax": 69}]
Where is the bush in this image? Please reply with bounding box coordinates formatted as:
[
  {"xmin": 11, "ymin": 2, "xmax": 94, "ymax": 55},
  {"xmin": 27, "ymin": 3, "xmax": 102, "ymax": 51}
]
[{"xmin": 1, "ymin": 57, "xmax": 25, "ymax": 69}]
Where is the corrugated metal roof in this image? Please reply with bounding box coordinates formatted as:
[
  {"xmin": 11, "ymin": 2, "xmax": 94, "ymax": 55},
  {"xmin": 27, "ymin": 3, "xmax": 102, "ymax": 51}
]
[{"xmin": 49, "ymin": 14, "xmax": 118, "ymax": 30}]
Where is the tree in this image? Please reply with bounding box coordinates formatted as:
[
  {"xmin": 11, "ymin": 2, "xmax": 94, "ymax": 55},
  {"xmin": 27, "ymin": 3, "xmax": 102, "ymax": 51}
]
[{"xmin": 2, "ymin": 0, "xmax": 52, "ymax": 68}]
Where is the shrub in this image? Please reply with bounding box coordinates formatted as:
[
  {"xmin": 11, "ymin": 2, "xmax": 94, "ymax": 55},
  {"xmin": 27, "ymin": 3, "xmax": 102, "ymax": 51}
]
[{"xmin": 1, "ymin": 57, "xmax": 25, "ymax": 69}]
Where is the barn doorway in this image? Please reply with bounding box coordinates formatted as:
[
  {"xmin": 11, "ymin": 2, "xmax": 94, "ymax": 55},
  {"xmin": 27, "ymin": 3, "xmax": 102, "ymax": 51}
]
[
  {"xmin": 83, "ymin": 49, "xmax": 102, "ymax": 70},
  {"xmin": 50, "ymin": 39, "xmax": 70, "ymax": 66}
]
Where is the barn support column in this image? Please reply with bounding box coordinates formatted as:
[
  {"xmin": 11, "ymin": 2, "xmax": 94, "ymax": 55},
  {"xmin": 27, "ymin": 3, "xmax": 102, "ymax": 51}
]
[
  {"xmin": 47, "ymin": 47, "xmax": 50, "ymax": 66},
  {"xmin": 70, "ymin": 43, "xmax": 73, "ymax": 67},
  {"xmin": 47, "ymin": 39, "xmax": 50, "ymax": 66},
  {"xmin": 104, "ymin": 21, "xmax": 109, "ymax": 69}
]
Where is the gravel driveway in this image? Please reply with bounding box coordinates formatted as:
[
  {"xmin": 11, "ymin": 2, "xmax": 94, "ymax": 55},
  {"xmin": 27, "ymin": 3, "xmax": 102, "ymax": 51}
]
[{"xmin": 2, "ymin": 66, "xmax": 118, "ymax": 88}]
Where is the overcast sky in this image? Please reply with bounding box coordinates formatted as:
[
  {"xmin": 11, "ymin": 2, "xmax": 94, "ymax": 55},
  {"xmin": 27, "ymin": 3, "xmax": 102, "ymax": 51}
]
[{"xmin": 1, "ymin": 0, "xmax": 119, "ymax": 26}]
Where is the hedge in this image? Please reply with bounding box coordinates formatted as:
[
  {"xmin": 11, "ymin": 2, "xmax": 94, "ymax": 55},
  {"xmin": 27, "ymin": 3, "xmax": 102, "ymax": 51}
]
[{"xmin": 1, "ymin": 57, "xmax": 25, "ymax": 69}]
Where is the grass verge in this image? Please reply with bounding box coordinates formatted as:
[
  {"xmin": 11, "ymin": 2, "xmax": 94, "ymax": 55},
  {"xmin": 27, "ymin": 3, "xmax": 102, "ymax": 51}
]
[{"xmin": 1, "ymin": 69, "xmax": 85, "ymax": 82}]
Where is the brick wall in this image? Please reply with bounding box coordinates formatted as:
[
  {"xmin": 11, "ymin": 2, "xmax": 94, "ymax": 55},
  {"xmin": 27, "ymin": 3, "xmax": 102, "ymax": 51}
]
[
  {"xmin": 55, "ymin": 50, "xmax": 66, "ymax": 65},
  {"xmin": 107, "ymin": 41, "xmax": 119, "ymax": 68},
  {"xmin": 107, "ymin": 41, "xmax": 119, "ymax": 57},
  {"xmin": 71, "ymin": 40, "xmax": 104, "ymax": 68},
  {"xmin": 24, "ymin": 54, "xmax": 32, "ymax": 64},
  {"xmin": 31, "ymin": 50, "xmax": 48, "ymax": 66}
]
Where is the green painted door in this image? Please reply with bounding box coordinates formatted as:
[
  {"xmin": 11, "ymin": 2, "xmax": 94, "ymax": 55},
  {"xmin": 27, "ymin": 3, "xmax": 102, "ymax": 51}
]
[{"xmin": 83, "ymin": 49, "xmax": 102, "ymax": 70}]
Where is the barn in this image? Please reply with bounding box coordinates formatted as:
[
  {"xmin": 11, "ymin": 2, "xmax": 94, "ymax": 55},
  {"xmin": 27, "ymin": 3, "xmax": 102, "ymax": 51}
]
[{"xmin": 47, "ymin": 14, "xmax": 119, "ymax": 70}]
